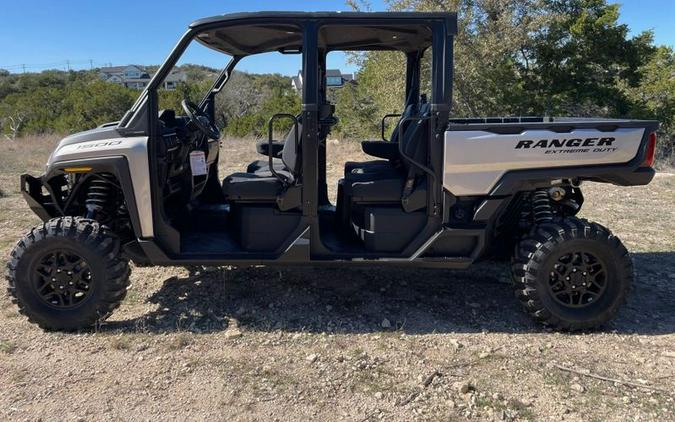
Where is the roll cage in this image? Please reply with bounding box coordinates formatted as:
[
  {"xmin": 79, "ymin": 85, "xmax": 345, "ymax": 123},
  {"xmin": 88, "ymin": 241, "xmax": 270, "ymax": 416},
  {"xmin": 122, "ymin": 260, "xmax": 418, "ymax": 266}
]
[{"xmin": 116, "ymin": 11, "xmax": 458, "ymax": 262}]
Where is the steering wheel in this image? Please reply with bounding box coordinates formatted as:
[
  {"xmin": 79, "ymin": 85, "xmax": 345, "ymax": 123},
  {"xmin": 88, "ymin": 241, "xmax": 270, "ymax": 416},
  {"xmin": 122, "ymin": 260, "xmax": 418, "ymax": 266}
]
[{"xmin": 181, "ymin": 100, "xmax": 220, "ymax": 139}]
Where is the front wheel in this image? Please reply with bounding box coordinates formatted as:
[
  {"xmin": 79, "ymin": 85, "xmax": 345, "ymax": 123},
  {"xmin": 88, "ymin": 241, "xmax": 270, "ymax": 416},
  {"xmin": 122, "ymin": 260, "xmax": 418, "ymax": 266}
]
[
  {"xmin": 512, "ymin": 217, "xmax": 632, "ymax": 331},
  {"xmin": 6, "ymin": 217, "xmax": 130, "ymax": 331}
]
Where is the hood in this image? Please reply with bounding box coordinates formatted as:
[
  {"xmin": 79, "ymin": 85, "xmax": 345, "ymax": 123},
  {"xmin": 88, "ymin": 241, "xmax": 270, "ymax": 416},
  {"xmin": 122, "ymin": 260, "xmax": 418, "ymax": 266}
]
[{"xmin": 58, "ymin": 125, "xmax": 122, "ymax": 148}]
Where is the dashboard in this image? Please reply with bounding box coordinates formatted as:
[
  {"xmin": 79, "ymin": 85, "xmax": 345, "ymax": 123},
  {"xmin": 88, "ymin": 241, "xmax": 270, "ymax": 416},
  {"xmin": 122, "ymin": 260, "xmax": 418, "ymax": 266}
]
[{"xmin": 157, "ymin": 109, "xmax": 218, "ymax": 204}]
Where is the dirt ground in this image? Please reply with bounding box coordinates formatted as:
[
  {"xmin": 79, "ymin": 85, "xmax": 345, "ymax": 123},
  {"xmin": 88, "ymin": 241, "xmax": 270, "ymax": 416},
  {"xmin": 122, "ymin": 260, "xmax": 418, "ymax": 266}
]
[{"xmin": 0, "ymin": 136, "xmax": 673, "ymax": 421}]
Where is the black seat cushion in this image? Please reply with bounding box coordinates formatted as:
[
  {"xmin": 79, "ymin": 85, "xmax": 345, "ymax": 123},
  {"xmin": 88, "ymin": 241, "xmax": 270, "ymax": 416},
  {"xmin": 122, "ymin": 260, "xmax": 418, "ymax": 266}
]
[
  {"xmin": 349, "ymin": 177, "xmax": 404, "ymax": 202},
  {"xmin": 347, "ymin": 176, "xmax": 427, "ymax": 212},
  {"xmin": 344, "ymin": 160, "xmax": 400, "ymax": 177},
  {"xmin": 222, "ymin": 170, "xmax": 292, "ymax": 201},
  {"xmin": 244, "ymin": 120, "xmax": 302, "ymax": 175},
  {"xmin": 247, "ymin": 158, "xmax": 285, "ymax": 174},
  {"xmin": 360, "ymin": 140, "xmax": 399, "ymax": 160}
]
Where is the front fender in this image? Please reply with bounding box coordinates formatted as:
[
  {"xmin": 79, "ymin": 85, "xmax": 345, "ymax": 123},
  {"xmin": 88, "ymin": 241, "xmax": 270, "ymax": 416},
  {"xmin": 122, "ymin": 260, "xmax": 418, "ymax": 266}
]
[{"xmin": 21, "ymin": 156, "xmax": 147, "ymax": 240}]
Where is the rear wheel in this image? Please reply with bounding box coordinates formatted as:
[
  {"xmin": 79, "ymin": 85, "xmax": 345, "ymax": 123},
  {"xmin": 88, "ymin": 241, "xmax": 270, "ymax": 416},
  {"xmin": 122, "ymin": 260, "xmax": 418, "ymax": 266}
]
[
  {"xmin": 512, "ymin": 217, "xmax": 632, "ymax": 331},
  {"xmin": 6, "ymin": 217, "xmax": 130, "ymax": 331}
]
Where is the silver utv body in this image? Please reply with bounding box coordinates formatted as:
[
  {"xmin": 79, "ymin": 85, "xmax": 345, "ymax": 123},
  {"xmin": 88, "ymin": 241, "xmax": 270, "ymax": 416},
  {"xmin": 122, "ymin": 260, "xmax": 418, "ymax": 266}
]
[{"xmin": 24, "ymin": 12, "xmax": 658, "ymax": 267}]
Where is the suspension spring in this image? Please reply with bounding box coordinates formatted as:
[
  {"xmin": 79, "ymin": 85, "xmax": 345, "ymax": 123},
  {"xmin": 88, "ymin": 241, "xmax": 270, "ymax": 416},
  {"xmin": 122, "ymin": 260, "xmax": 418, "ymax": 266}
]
[
  {"xmin": 85, "ymin": 174, "xmax": 117, "ymax": 221},
  {"xmin": 532, "ymin": 189, "xmax": 553, "ymax": 224}
]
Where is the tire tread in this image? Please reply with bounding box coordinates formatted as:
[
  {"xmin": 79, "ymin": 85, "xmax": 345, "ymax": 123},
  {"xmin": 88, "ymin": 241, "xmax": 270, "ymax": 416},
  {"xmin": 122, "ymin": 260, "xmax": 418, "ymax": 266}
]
[
  {"xmin": 5, "ymin": 217, "xmax": 130, "ymax": 331},
  {"xmin": 511, "ymin": 217, "xmax": 632, "ymax": 331}
]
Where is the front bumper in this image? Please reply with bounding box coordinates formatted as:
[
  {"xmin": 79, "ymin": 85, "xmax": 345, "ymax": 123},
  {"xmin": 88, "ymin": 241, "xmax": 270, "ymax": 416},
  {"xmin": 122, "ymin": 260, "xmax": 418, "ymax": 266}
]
[{"xmin": 20, "ymin": 174, "xmax": 57, "ymax": 221}]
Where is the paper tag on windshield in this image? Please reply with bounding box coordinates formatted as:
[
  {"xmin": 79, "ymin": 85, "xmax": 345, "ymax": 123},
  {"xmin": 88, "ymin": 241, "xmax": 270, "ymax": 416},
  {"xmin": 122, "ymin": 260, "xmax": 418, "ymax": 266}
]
[{"xmin": 189, "ymin": 151, "xmax": 208, "ymax": 176}]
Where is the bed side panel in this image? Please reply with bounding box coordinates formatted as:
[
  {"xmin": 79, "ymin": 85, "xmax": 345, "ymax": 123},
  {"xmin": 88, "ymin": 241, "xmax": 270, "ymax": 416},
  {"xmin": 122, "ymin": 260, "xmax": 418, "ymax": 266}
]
[{"xmin": 443, "ymin": 127, "xmax": 644, "ymax": 196}]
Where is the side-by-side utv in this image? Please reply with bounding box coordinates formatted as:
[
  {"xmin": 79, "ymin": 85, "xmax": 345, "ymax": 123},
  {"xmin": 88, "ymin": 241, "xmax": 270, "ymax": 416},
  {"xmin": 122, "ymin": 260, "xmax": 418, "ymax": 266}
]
[{"xmin": 7, "ymin": 12, "xmax": 659, "ymax": 331}]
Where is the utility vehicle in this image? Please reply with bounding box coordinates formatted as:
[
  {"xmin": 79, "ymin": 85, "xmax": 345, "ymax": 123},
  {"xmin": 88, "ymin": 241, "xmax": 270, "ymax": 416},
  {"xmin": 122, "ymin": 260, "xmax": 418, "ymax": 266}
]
[{"xmin": 7, "ymin": 12, "xmax": 659, "ymax": 331}]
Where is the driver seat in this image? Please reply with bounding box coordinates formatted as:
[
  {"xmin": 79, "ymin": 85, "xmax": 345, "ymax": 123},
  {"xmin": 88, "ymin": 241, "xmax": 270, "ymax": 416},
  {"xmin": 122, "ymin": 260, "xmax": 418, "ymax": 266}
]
[{"xmin": 221, "ymin": 123, "xmax": 302, "ymax": 211}]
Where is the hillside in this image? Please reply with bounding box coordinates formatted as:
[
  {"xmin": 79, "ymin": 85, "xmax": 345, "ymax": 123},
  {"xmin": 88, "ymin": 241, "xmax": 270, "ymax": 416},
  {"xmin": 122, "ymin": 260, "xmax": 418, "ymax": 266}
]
[{"xmin": 0, "ymin": 66, "xmax": 298, "ymax": 139}]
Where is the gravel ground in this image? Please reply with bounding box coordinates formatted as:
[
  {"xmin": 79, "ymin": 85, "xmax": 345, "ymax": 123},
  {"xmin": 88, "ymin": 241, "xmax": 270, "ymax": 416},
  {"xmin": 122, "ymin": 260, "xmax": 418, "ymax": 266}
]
[{"xmin": 0, "ymin": 136, "xmax": 673, "ymax": 421}]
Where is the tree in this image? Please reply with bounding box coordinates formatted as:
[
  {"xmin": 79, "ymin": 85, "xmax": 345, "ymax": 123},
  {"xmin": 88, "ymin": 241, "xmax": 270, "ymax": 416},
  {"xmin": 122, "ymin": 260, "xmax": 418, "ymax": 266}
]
[
  {"xmin": 521, "ymin": 0, "xmax": 654, "ymax": 116},
  {"xmin": 1, "ymin": 113, "xmax": 25, "ymax": 140},
  {"xmin": 215, "ymin": 71, "xmax": 263, "ymax": 128},
  {"xmin": 219, "ymin": 73, "xmax": 300, "ymax": 138},
  {"xmin": 56, "ymin": 80, "xmax": 137, "ymax": 132},
  {"xmin": 334, "ymin": 83, "xmax": 380, "ymax": 140},
  {"xmin": 0, "ymin": 86, "xmax": 64, "ymax": 136},
  {"xmin": 623, "ymin": 46, "xmax": 675, "ymax": 166},
  {"xmin": 353, "ymin": 0, "xmax": 655, "ymax": 119},
  {"xmin": 349, "ymin": 0, "xmax": 550, "ymax": 117}
]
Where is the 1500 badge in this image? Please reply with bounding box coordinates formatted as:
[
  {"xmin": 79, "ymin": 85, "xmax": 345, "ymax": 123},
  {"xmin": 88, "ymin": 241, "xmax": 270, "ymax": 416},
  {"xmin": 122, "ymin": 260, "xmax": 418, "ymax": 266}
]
[{"xmin": 76, "ymin": 140, "xmax": 123, "ymax": 149}]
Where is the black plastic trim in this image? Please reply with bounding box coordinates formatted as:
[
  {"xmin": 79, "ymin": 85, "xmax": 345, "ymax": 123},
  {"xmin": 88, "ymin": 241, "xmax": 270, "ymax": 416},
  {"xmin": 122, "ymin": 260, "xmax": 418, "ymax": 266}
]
[
  {"xmin": 20, "ymin": 174, "xmax": 52, "ymax": 221},
  {"xmin": 446, "ymin": 118, "xmax": 659, "ymax": 135}
]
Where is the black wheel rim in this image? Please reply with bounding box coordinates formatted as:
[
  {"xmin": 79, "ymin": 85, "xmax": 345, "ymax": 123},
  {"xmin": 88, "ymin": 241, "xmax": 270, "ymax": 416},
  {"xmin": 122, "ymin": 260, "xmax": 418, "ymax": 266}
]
[
  {"xmin": 32, "ymin": 250, "xmax": 93, "ymax": 309},
  {"xmin": 547, "ymin": 250, "xmax": 608, "ymax": 308}
]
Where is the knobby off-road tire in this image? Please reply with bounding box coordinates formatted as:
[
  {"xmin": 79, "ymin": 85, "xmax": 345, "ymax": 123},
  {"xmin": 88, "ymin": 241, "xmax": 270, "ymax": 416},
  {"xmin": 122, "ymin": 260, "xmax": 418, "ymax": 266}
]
[
  {"xmin": 512, "ymin": 217, "xmax": 632, "ymax": 331},
  {"xmin": 6, "ymin": 217, "xmax": 130, "ymax": 331}
]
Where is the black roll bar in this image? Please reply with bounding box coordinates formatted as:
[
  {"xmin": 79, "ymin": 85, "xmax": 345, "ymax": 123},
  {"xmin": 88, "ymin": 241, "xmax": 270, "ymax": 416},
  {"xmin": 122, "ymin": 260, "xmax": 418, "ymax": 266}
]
[
  {"xmin": 397, "ymin": 115, "xmax": 436, "ymax": 185},
  {"xmin": 381, "ymin": 113, "xmax": 402, "ymax": 142}
]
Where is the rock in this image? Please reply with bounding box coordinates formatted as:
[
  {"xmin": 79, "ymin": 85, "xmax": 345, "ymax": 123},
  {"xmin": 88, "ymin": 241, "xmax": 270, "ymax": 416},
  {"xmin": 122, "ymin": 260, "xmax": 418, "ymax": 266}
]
[
  {"xmin": 325, "ymin": 305, "xmax": 333, "ymax": 311},
  {"xmin": 306, "ymin": 353, "xmax": 318, "ymax": 364},
  {"xmin": 661, "ymin": 351, "xmax": 675, "ymax": 359},
  {"xmin": 449, "ymin": 339, "xmax": 464, "ymax": 350},
  {"xmin": 570, "ymin": 383, "xmax": 585, "ymax": 393},
  {"xmin": 224, "ymin": 329, "xmax": 242, "ymax": 339},
  {"xmin": 381, "ymin": 318, "xmax": 391, "ymax": 329},
  {"xmin": 455, "ymin": 381, "xmax": 475, "ymax": 394},
  {"xmin": 375, "ymin": 391, "xmax": 383, "ymax": 400},
  {"xmin": 478, "ymin": 351, "xmax": 490, "ymax": 359}
]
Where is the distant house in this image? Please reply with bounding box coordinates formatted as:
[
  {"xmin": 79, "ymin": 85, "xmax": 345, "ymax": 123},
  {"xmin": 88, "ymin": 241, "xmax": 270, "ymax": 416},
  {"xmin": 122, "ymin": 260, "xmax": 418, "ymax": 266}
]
[
  {"xmin": 99, "ymin": 65, "xmax": 186, "ymax": 90},
  {"xmin": 291, "ymin": 69, "xmax": 355, "ymax": 93}
]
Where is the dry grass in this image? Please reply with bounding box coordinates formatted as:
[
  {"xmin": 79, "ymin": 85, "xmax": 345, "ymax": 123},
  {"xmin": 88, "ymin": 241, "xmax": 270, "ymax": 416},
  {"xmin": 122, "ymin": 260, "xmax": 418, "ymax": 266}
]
[
  {"xmin": 0, "ymin": 134, "xmax": 60, "ymax": 196},
  {"xmin": 0, "ymin": 135, "xmax": 673, "ymax": 421},
  {"xmin": 0, "ymin": 339, "xmax": 16, "ymax": 354}
]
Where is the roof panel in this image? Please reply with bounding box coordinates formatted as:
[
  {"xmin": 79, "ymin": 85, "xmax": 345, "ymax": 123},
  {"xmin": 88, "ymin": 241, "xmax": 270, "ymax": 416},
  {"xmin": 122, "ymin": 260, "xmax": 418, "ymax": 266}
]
[
  {"xmin": 194, "ymin": 13, "xmax": 444, "ymax": 56},
  {"xmin": 190, "ymin": 11, "xmax": 457, "ymax": 31}
]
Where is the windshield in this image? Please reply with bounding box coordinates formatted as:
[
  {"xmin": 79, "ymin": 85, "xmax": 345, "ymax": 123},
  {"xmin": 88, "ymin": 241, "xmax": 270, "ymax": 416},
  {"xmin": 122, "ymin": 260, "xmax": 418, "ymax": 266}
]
[{"xmin": 156, "ymin": 36, "xmax": 233, "ymax": 113}]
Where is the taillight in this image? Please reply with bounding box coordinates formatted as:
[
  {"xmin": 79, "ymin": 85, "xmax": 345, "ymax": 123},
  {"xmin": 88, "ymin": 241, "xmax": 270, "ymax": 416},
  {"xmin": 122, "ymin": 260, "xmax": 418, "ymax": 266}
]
[{"xmin": 642, "ymin": 132, "xmax": 657, "ymax": 167}]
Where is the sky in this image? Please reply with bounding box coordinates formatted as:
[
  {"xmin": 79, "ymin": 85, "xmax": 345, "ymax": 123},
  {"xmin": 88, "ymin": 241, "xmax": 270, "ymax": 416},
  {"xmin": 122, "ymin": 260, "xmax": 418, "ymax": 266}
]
[{"xmin": 0, "ymin": 0, "xmax": 673, "ymax": 75}]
